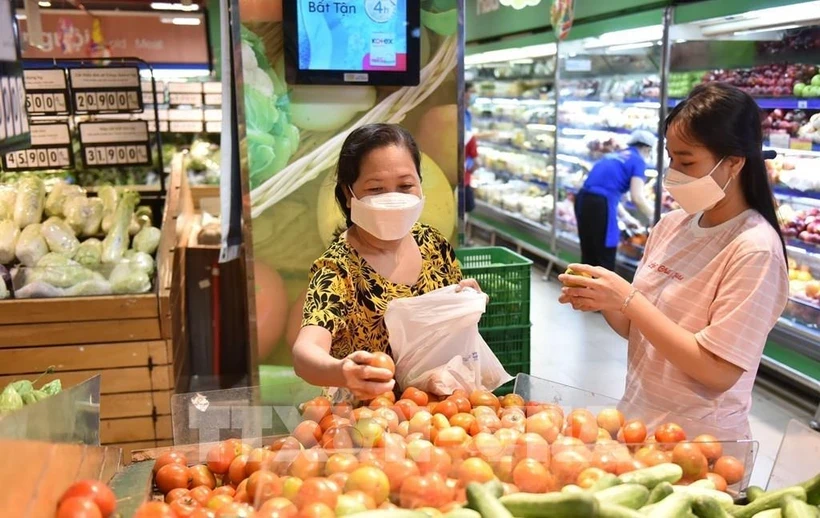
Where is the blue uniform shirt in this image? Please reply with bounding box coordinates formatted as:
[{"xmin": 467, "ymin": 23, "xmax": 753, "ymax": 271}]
[{"xmin": 582, "ymin": 146, "xmax": 647, "ymax": 195}]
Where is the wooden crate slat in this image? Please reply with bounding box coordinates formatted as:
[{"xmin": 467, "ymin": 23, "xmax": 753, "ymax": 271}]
[
  {"xmin": 0, "ymin": 341, "xmax": 168, "ymax": 376},
  {"xmin": 100, "ymin": 391, "xmax": 172, "ymax": 419},
  {"xmin": 107, "ymin": 441, "xmax": 157, "ymax": 465},
  {"xmin": 0, "ymin": 365, "xmax": 173, "ymax": 394},
  {"xmin": 156, "ymin": 415, "xmax": 173, "ymax": 440},
  {"xmin": 74, "ymin": 445, "xmax": 122, "ymax": 482},
  {"xmin": 0, "ymin": 318, "xmax": 162, "ymax": 348},
  {"xmin": 101, "ymin": 417, "xmax": 163, "ymax": 444},
  {"xmin": 0, "ymin": 294, "xmax": 159, "ymax": 325}
]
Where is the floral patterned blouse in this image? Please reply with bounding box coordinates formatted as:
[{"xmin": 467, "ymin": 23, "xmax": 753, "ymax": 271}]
[{"xmin": 302, "ymin": 223, "xmax": 462, "ymax": 359}]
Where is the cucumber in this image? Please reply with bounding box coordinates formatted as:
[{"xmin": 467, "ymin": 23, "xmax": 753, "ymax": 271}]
[
  {"xmin": 598, "ymin": 503, "xmax": 646, "ymax": 518},
  {"xmin": 592, "ymin": 474, "xmax": 623, "ymax": 493},
  {"xmin": 466, "ymin": 482, "xmax": 514, "ymax": 518},
  {"xmin": 730, "ymin": 487, "xmax": 808, "ymax": 518},
  {"xmin": 673, "ymin": 486, "xmax": 735, "ymax": 510},
  {"xmin": 692, "ymin": 495, "xmax": 732, "ymax": 518},
  {"xmin": 484, "ymin": 480, "xmax": 505, "ymax": 499},
  {"xmin": 798, "ymin": 474, "xmax": 820, "ymax": 506},
  {"xmin": 749, "ymin": 510, "xmax": 781, "ymax": 518},
  {"xmin": 648, "ymin": 482, "xmax": 674, "ymax": 505},
  {"xmin": 500, "ymin": 492, "xmax": 598, "ymax": 517},
  {"xmin": 691, "ymin": 479, "xmax": 717, "ymax": 490},
  {"xmin": 595, "ymin": 484, "xmax": 651, "ymax": 509},
  {"xmin": 646, "ymin": 493, "xmax": 694, "ymax": 518},
  {"xmin": 746, "ymin": 487, "xmax": 766, "ymax": 503},
  {"xmin": 619, "ymin": 463, "xmax": 684, "ymax": 489},
  {"xmin": 443, "ymin": 510, "xmax": 482, "ymax": 518},
  {"xmin": 781, "ymin": 497, "xmax": 819, "ymax": 518},
  {"xmin": 562, "ymin": 484, "xmax": 586, "ymax": 494}
]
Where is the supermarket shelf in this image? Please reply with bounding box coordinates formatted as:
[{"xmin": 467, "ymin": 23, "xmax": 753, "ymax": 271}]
[
  {"xmin": 478, "ymin": 141, "xmax": 552, "ymax": 160},
  {"xmin": 474, "ymin": 199, "xmax": 553, "ymax": 239},
  {"xmin": 476, "ymin": 97, "xmax": 555, "ymax": 106},
  {"xmin": 787, "ymin": 238, "xmax": 820, "ymax": 256},
  {"xmin": 765, "ymin": 143, "xmax": 820, "ymax": 155},
  {"xmin": 670, "ymin": 97, "xmax": 820, "ymax": 110},
  {"xmin": 766, "ymin": 321, "xmax": 820, "ymax": 395},
  {"xmin": 562, "ymin": 97, "xmax": 661, "ymax": 107},
  {"xmin": 482, "ymin": 169, "xmax": 552, "ymax": 190},
  {"xmin": 775, "ymin": 186, "xmax": 820, "ymax": 202},
  {"xmin": 560, "ymin": 126, "xmax": 657, "ymax": 138}
]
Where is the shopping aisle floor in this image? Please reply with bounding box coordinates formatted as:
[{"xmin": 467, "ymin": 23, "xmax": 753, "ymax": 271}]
[{"xmin": 529, "ymin": 271, "xmax": 813, "ymax": 487}]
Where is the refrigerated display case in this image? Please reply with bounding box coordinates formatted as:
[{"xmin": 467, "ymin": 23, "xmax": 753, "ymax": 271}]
[{"xmin": 668, "ymin": 0, "xmax": 820, "ymax": 419}]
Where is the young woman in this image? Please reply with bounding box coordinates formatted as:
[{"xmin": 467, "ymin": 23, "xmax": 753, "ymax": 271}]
[
  {"xmin": 559, "ymin": 83, "xmax": 789, "ymax": 438},
  {"xmin": 292, "ymin": 124, "xmax": 480, "ymax": 400}
]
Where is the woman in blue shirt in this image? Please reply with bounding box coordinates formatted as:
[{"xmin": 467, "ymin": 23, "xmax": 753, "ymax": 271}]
[{"xmin": 575, "ymin": 130, "xmax": 656, "ymax": 270}]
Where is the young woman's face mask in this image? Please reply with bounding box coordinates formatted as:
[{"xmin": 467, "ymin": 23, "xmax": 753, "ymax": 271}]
[{"xmin": 663, "ymin": 157, "xmax": 732, "ymax": 214}]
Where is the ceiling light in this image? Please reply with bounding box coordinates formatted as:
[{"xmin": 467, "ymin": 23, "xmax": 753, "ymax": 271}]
[
  {"xmin": 701, "ymin": 1, "xmax": 820, "ymax": 36},
  {"xmin": 733, "ymin": 24, "xmax": 800, "ymax": 36},
  {"xmin": 139, "ymin": 68, "xmax": 210, "ymax": 80},
  {"xmin": 584, "ymin": 25, "xmax": 664, "ymax": 50},
  {"xmin": 38, "ymin": 1, "xmax": 51, "ymax": 6},
  {"xmin": 605, "ymin": 41, "xmax": 655, "ymax": 53},
  {"xmin": 151, "ymin": 2, "xmax": 200, "ymax": 11},
  {"xmin": 161, "ymin": 16, "xmax": 201, "ymax": 25}
]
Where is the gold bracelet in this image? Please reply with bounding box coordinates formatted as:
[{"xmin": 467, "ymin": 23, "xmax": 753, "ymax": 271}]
[{"xmin": 621, "ymin": 288, "xmax": 639, "ymax": 313}]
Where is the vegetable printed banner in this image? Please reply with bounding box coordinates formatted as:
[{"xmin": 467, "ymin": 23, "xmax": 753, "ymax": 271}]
[{"xmin": 237, "ymin": 0, "xmax": 460, "ymax": 398}]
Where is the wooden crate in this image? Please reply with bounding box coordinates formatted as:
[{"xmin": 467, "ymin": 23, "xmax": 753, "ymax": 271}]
[{"xmin": 0, "ymin": 157, "xmax": 193, "ymax": 451}]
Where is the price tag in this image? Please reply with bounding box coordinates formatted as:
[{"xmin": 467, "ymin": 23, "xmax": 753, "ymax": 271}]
[
  {"xmin": 78, "ymin": 120, "xmax": 151, "ymax": 167},
  {"xmin": 170, "ymin": 121, "xmax": 204, "ymax": 133},
  {"xmin": 69, "ymin": 67, "xmax": 143, "ymax": 114},
  {"xmin": 205, "ymin": 121, "xmax": 221, "ymax": 133},
  {"xmin": 2, "ymin": 122, "xmax": 72, "ymax": 171},
  {"xmin": 790, "ymin": 138, "xmax": 813, "ymax": 151},
  {"xmin": 768, "ymin": 133, "xmax": 791, "ymax": 149},
  {"xmin": 797, "ymin": 100, "xmax": 808, "ymax": 109},
  {"xmin": 169, "ymin": 92, "xmax": 203, "ymax": 106},
  {"xmin": 565, "ymin": 59, "xmax": 592, "ymax": 72},
  {"xmin": 203, "ymin": 93, "xmax": 222, "ymax": 105},
  {"xmin": 0, "ymin": 63, "xmax": 30, "ymax": 153},
  {"xmin": 23, "ymin": 69, "xmax": 69, "ymax": 116},
  {"xmin": 147, "ymin": 120, "xmax": 169, "ymax": 133},
  {"xmin": 168, "ymin": 108, "xmax": 204, "ymax": 121},
  {"xmin": 203, "ymin": 109, "xmax": 222, "ymax": 122},
  {"xmin": 141, "ymin": 80, "xmax": 166, "ymax": 105}
]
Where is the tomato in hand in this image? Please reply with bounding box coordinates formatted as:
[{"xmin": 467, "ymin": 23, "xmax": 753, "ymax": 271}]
[
  {"xmin": 56, "ymin": 497, "xmax": 103, "ymax": 518},
  {"xmin": 59, "ymin": 480, "xmax": 116, "ymax": 518}
]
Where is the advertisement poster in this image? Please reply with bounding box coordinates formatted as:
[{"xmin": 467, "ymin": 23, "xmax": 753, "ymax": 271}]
[{"xmin": 238, "ymin": 0, "xmax": 460, "ymax": 401}]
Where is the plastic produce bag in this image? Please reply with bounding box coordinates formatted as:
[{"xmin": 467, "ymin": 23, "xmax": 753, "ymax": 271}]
[
  {"xmin": 109, "ymin": 259, "xmax": 151, "ymax": 294},
  {"xmin": 130, "ymin": 251, "xmax": 155, "ymax": 276},
  {"xmin": 99, "ymin": 185, "xmax": 119, "ymax": 233},
  {"xmin": 65, "ymin": 279, "xmax": 112, "ymax": 297},
  {"xmin": 0, "ymin": 184, "xmax": 16, "ymax": 221},
  {"xmin": 64, "ymin": 196, "xmax": 103, "ymax": 237},
  {"xmin": 0, "ymin": 220, "xmax": 20, "ymax": 264},
  {"xmin": 385, "ymin": 285, "xmax": 512, "ymax": 396},
  {"xmin": 13, "ymin": 177, "xmax": 45, "ymax": 229},
  {"xmin": 41, "ymin": 217, "xmax": 80, "ymax": 257},
  {"xmin": 45, "ymin": 181, "xmax": 84, "ymax": 218},
  {"xmin": 28, "ymin": 254, "xmax": 103, "ymax": 288},
  {"xmin": 102, "ymin": 191, "xmax": 139, "ymax": 263},
  {"xmin": 133, "ymin": 225, "xmax": 161, "ymax": 255},
  {"xmin": 15, "ymin": 281, "xmax": 65, "ymax": 299},
  {"xmin": 0, "ymin": 384, "xmax": 23, "ymax": 414},
  {"xmin": 15, "ymin": 224, "xmax": 48, "ymax": 267},
  {"xmin": 74, "ymin": 238, "xmax": 102, "ymax": 269}
]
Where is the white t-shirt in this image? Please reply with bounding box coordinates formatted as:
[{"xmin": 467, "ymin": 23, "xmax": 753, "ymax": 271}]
[{"xmin": 623, "ymin": 209, "xmax": 789, "ymax": 439}]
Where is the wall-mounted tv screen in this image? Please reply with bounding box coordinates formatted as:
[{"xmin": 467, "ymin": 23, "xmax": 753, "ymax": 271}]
[{"xmin": 283, "ymin": 0, "xmax": 421, "ymax": 86}]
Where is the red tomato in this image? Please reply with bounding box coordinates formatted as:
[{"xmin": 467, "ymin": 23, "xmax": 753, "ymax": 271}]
[
  {"xmin": 153, "ymin": 451, "xmax": 187, "ymax": 476},
  {"xmin": 165, "ymin": 488, "xmax": 190, "ymax": 503},
  {"xmin": 215, "ymin": 502, "xmax": 254, "ymax": 517},
  {"xmin": 293, "ymin": 421, "xmax": 323, "ymax": 448},
  {"xmin": 155, "ymin": 463, "xmax": 191, "ymax": 494},
  {"xmin": 655, "ymin": 423, "xmax": 687, "ymax": 445},
  {"xmin": 621, "ymin": 420, "xmax": 648, "ymax": 445},
  {"xmin": 706, "ymin": 472, "xmax": 728, "ymax": 492},
  {"xmin": 207, "ymin": 442, "xmax": 238, "ymax": 475},
  {"xmin": 133, "ymin": 501, "xmax": 176, "ymax": 518},
  {"xmin": 228, "ymin": 454, "xmax": 249, "ymax": 486},
  {"xmin": 56, "ymin": 497, "xmax": 103, "ymax": 518},
  {"xmin": 190, "ymin": 509, "xmax": 217, "ymax": 518},
  {"xmin": 212, "ymin": 486, "xmax": 235, "ymax": 498},
  {"xmin": 713, "ymin": 455, "xmax": 745, "ymax": 485},
  {"xmin": 297, "ymin": 502, "xmax": 335, "ymax": 518},
  {"xmin": 365, "ymin": 352, "xmax": 396, "ymax": 374},
  {"xmin": 169, "ymin": 497, "xmax": 200, "ymax": 517},
  {"xmin": 189, "ymin": 486, "xmax": 213, "ymax": 506},
  {"xmin": 206, "ymin": 494, "xmax": 234, "ymax": 511},
  {"xmin": 693, "ymin": 434, "xmax": 723, "ymax": 463},
  {"xmin": 456, "ymin": 457, "xmax": 495, "ymax": 486},
  {"xmin": 383, "ymin": 458, "xmax": 420, "ymax": 493},
  {"xmin": 512, "ymin": 458, "xmax": 554, "ymax": 493},
  {"xmin": 401, "ymin": 388, "xmax": 429, "ymax": 407},
  {"xmin": 345, "ymin": 466, "xmax": 391, "ymax": 505},
  {"xmin": 672, "ymin": 443, "xmax": 708, "ymax": 480},
  {"xmin": 301, "ymin": 397, "xmax": 332, "ymax": 423},
  {"xmin": 293, "ymin": 477, "xmax": 341, "ymax": 509},
  {"xmin": 246, "ymin": 470, "xmax": 283, "ymax": 505},
  {"xmin": 189, "ymin": 464, "xmax": 217, "ymax": 489},
  {"xmin": 59, "ymin": 480, "xmax": 116, "ymax": 517}
]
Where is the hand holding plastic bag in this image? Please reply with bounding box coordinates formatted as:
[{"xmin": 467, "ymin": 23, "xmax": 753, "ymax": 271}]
[{"xmin": 385, "ymin": 285, "xmax": 512, "ymax": 396}]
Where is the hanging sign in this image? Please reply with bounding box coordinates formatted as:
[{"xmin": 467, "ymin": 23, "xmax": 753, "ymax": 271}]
[
  {"xmin": 69, "ymin": 66, "xmax": 142, "ymax": 114},
  {"xmin": 550, "ymin": 0, "xmax": 574, "ymax": 41},
  {"xmin": 78, "ymin": 120, "xmax": 151, "ymax": 167},
  {"xmin": 2, "ymin": 122, "xmax": 72, "ymax": 171},
  {"xmin": 0, "ymin": 0, "xmax": 31, "ymax": 153},
  {"xmin": 23, "ymin": 69, "xmax": 69, "ymax": 115}
]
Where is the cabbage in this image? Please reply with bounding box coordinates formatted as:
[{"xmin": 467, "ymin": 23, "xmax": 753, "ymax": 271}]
[
  {"xmin": 0, "ymin": 384, "xmax": 23, "ymax": 414},
  {"xmin": 65, "ymin": 279, "xmax": 112, "ymax": 297},
  {"xmin": 99, "ymin": 185, "xmax": 119, "ymax": 233},
  {"xmin": 131, "ymin": 252, "xmax": 155, "ymax": 276},
  {"xmin": 64, "ymin": 196, "xmax": 103, "ymax": 237},
  {"xmin": 22, "ymin": 390, "xmax": 48, "ymax": 405},
  {"xmin": 42, "ymin": 217, "xmax": 80, "ymax": 257},
  {"xmin": 109, "ymin": 259, "xmax": 151, "ymax": 294},
  {"xmin": 133, "ymin": 226, "xmax": 161, "ymax": 255},
  {"xmin": 15, "ymin": 281, "xmax": 63, "ymax": 298},
  {"xmin": 0, "ymin": 185, "xmax": 15, "ymax": 221},
  {"xmin": 37, "ymin": 252, "xmax": 70, "ymax": 267},
  {"xmin": 129, "ymin": 214, "xmax": 141, "ymax": 236},
  {"xmin": 13, "ymin": 177, "xmax": 45, "ymax": 229},
  {"xmin": 41, "ymin": 379, "xmax": 61, "ymax": 395},
  {"xmin": 75, "ymin": 239, "xmax": 102, "ymax": 268},
  {"xmin": 102, "ymin": 190, "xmax": 139, "ymax": 263},
  {"xmin": 45, "ymin": 181, "xmax": 84, "ymax": 218},
  {"xmin": 0, "ymin": 220, "xmax": 20, "ymax": 264},
  {"xmin": 28, "ymin": 257, "xmax": 102, "ymax": 288},
  {"xmin": 16, "ymin": 224, "xmax": 48, "ymax": 267}
]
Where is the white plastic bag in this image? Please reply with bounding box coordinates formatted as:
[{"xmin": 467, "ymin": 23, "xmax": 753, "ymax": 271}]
[{"xmin": 385, "ymin": 285, "xmax": 512, "ymax": 396}]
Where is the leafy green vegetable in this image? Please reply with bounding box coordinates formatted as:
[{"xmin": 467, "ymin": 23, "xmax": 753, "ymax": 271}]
[
  {"xmin": 133, "ymin": 226, "xmax": 161, "ymax": 255},
  {"xmin": 99, "ymin": 186, "xmax": 119, "ymax": 234},
  {"xmin": 0, "ymin": 384, "xmax": 23, "ymax": 413},
  {"xmin": 131, "ymin": 252, "xmax": 156, "ymax": 277},
  {"xmin": 10, "ymin": 380, "xmax": 33, "ymax": 397},
  {"xmin": 0, "ymin": 219, "xmax": 19, "ymax": 264},
  {"xmin": 109, "ymin": 260, "xmax": 151, "ymax": 294},
  {"xmin": 22, "ymin": 389, "xmax": 48, "ymax": 405},
  {"xmin": 45, "ymin": 181, "xmax": 84, "ymax": 218},
  {"xmin": 0, "ymin": 184, "xmax": 15, "ymax": 221},
  {"xmin": 102, "ymin": 190, "xmax": 140, "ymax": 264},
  {"xmin": 40, "ymin": 379, "xmax": 61, "ymax": 396},
  {"xmin": 13, "ymin": 177, "xmax": 45, "ymax": 229},
  {"xmin": 75, "ymin": 238, "xmax": 103, "ymax": 268},
  {"xmin": 41, "ymin": 217, "xmax": 80, "ymax": 257},
  {"xmin": 16, "ymin": 223, "xmax": 48, "ymax": 267}
]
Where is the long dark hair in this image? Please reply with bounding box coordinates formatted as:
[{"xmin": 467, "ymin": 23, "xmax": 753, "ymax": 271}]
[
  {"xmin": 665, "ymin": 82, "xmax": 787, "ymax": 263},
  {"xmin": 334, "ymin": 123, "xmax": 422, "ymax": 227}
]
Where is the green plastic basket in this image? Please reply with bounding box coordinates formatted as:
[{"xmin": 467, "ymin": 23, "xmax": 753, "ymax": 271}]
[
  {"xmin": 456, "ymin": 247, "xmax": 532, "ymax": 329},
  {"xmin": 480, "ymin": 324, "xmax": 531, "ymax": 396}
]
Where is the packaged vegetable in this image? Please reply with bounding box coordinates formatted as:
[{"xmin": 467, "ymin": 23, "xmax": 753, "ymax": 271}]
[
  {"xmin": 102, "ymin": 190, "xmax": 139, "ymax": 264},
  {"xmin": 0, "ymin": 184, "xmax": 16, "ymax": 220},
  {"xmin": 15, "ymin": 280, "xmax": 64, "ymax": 299},
  {"xmin": 45, "ymin": 181, "xmax": 84, "ymax": 218},
  {"xmin": 15, "ymin": 224, "xmax": 48, "ymax": 267},
  {"xmin": 22, "ymin": 389, "xmax": 48, "ymax": 405},
  {"xmin": 0, "ymin": 384, "xmax": 23, "ymax": 414},
  {"xmin": 41, "ymin": 217, "xmax": 80, "ymax": 257},
  {"xmin": 133, "ymin": 225, "xmax": 161, "ymax": 255},
  {"xmin": 28, "ymin": 256, "xmax": 103, "ymax": 288},
  {"xmin": 75, "ymin": 238, "xmax": 102, "ymax": 269},
  {"xmin": 13, "ymin": 177, "xmax": 45, "ymax": 229},
  {"xmin": 109, "ymin": 259, "xmax": 151, "ymax": 294},
  {"xmin": 0, "ymin": 275, "xmax": 7, "ymax": 299},
  {"xmin": 0, "ymin": 219, "xmax": 20, "ymax": 264},
  {"xmin": 99, "ymin": 185, "xmax": 119, "ymax": 233},
  {"xmin": 135, "ymin": 206, "xmax": 153, "ymax": 226},
  {"xmin": 65, "ymin": 279, "xmax": 112, "ymax": 297},
  {"xmin": 40, "ymin": 379, "xmax": 61, "ymax": 396},
  {"xmin": 129, "ymin": 214, "xmax": 142, "ymax": 236},
  {"xmin": 10, "ymin": 380, "xmax": 33, "ymax": 397},
  {"xmin": 131, "ymin": 251, "xmax": 156, "ymax": 276},
  {"xmin": 64, "ymin": 196, "xmax": 104, "ymax": 237}
]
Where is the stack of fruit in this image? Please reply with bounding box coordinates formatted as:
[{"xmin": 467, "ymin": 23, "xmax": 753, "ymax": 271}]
[
  {"xmin": 702, "ymin": 63, "xmax": 819, "ymax": 98},
  {"xmin": 668, "ymin": 72, "xmax": 706, "ymax": 98},
  {"xmin": 779, "ymin": 206, "xmax": 820, "ymax": 244},
  {"xmin": 762, "ymin": 109, "xmax": 810, "ymax": 139}
]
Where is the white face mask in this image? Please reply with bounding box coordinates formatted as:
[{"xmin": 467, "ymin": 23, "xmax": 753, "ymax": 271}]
[
  {"xmin": 349, "ymin": 188, "xmax": 425, "ymax": 241},
  {"xmin": 663, "ymin": 157, "xmax": 733, "ymax": 214}
]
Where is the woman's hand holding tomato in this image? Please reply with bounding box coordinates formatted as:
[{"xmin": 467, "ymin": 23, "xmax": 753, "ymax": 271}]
[
  {"xmin": 340, "ymin": 351, "xmax": 396, "ymax": 401},
  {"xmin": 558, "ymin": 264, "xmax": 634, "ymax": 313}
]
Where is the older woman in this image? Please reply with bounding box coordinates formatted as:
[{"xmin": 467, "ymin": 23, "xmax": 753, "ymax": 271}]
[{"xmin": 292, "ymin": 123, "xmax": 480, "ymax": 400}]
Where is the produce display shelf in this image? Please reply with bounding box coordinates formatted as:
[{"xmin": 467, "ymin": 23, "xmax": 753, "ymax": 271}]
[
  {"xmin": 478, "ymin": 141, "xmax": 552, "ymax": 159},
  {"xmin": 488, "ymin": 169, "xmax": 552, "ymax": 190},
  {"xmin": 765, "ymin": 142, "xmax": 820, "ymax": 155},
  {"xmin": 670, "ymin": 97, "xmax": 820, "ymax": 110},
  {"xmin": 475, "ymin": 97, "xmax": 555, "ymax": 106},
  {"xmin": 562, "ymin": 96, "xmax": 661, "ymax": 106},
  {"xmin": 560, "ymin": 126, "xmax": 658, "ymax": 138},
  {"xmin": 775, "ymin": 186, "xmax": 820, "ymax": 201},
  {"xmin": 787, "ymin": 238, "xmax": 820, "ymax": 256}
]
